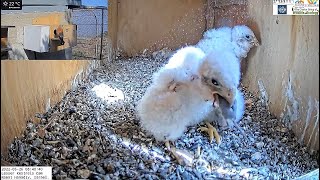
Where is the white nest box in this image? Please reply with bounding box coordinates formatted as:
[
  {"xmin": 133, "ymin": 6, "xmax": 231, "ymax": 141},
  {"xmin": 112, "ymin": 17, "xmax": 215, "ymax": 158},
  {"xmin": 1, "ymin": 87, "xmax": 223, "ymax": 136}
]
[{"xmin": 23, "ymin": 25, "xmax": 50, "ymax": 52}]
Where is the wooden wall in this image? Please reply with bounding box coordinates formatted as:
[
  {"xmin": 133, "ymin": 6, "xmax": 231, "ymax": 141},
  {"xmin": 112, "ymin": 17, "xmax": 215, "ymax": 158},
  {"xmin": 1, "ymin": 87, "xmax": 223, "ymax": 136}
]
[
  {"xmin": 211, "ymin": 0, "xmax": 319, "ymax": 153},
  {"xmin": 108, "ymin": 0, "xmax": 207, "ymax": 56},
  {"xmin": 242, "ymin": 0, "xmax": 319, "ymax": 153},
  {"xmin": 1, "ymin": 60, "xmax": 99, "ymax": 156}
]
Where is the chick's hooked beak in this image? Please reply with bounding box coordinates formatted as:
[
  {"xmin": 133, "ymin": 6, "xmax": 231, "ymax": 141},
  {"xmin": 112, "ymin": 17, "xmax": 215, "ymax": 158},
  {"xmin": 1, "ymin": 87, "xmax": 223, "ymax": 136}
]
[
  {"xmin": 252, "ymin": 37, "xmax": 260, "ymax": 46},
  {"xmin": 215, "ymin": 87, "xmax": 236, "ymax": 107}
]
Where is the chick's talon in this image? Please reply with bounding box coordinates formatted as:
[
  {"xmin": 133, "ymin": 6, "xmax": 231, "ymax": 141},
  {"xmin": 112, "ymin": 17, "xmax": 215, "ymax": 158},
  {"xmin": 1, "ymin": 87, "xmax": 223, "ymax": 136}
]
[
  {"xmin": 170, "ymin": 147, "xmax": 185, "ymax": 165},
  {"xmin": 165, "ymin": 141, "xmax": 171, "ymax": 151},
  {"xmin": 198, "ymin": 122, "xmax": 221, "ymax": 145},
  {"xmin": 165, "ymin": 141, "xmax": 184, "ymax": 165}
]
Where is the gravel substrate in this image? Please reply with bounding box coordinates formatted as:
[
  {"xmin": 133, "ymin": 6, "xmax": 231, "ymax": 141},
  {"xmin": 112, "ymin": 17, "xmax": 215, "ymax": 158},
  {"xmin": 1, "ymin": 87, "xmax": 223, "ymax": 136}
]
[{"xmin": 3, "ymin": 51, "xmax": 319, "ymax": 180}]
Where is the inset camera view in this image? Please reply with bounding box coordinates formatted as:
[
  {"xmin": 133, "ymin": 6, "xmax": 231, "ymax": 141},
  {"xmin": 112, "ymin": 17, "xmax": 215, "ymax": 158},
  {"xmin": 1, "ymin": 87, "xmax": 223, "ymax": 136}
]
[{"xmin": 1, "ymin": 0, "xmax": 107, "ymax": 60}]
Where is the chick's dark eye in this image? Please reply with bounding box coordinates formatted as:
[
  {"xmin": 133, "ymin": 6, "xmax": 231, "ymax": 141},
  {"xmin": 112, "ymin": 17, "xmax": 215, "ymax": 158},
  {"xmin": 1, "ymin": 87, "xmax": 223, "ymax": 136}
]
[
  {"xmin": 245, "ymin": 35, "xmax": 250, "ymax": 39},
  {"xmin": 211, "ymin": 79, "xmax": 219, "ymax": 86}
]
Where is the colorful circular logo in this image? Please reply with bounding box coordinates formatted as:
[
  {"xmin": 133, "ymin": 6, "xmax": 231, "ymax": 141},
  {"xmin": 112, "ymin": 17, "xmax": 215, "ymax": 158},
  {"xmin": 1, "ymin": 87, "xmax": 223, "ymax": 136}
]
[{"xmin": 307, "ymin": 0, "xmax": 318, "ymax": 4}]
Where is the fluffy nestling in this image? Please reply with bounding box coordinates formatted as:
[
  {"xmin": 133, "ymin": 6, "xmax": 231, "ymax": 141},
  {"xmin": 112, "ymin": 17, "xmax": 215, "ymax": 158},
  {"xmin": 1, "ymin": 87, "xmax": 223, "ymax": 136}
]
[
  {"xmin": 137, "ymin": 47, "xmax": 240, "ymax": 164},
  {"xmin": 196, "ymin": 25, "xmax": 259, "ymax": 60},
  {"xmin": 195, "ymin": 25, "xmax": 258, "ymax": 134},
  {"xmin": 196, "ymin": 48, "xmax": 241, "ymax": 144}
]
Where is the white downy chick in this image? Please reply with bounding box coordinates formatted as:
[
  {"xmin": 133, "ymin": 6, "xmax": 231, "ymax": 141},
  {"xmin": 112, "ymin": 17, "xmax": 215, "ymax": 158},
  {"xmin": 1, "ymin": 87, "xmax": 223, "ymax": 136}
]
[
  {"xmin": 196, "ymin": 25, "xmax": 259, "ymax": 60},
  {"xmin": 137, "ymin": 47, "xmax": 240, "ymax": 146}
]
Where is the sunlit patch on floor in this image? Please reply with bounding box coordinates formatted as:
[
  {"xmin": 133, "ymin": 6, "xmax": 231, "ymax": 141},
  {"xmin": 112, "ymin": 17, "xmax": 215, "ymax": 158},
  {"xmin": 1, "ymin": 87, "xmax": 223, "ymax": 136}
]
[{"xmin": 91, "ymin": 83, "xmax": 125, "ymax": 103}]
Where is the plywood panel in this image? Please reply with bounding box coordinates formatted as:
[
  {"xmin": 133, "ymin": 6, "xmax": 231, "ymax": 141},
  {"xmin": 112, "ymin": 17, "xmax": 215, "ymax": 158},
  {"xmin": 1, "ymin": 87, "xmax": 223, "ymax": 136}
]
[
  {"xmin": 244, "ymin": 1, "xmax": 319, "ymax": 153},
  {"xmin": 111, "ymin": 0, "xmax": 207, "ymax": 56},
  {"xmin": 213, "ymin": 4, "xmax": 249, "ymax": 28},
  {"xmin": 1, "ymin": 60, "xmax": 99, "ymax": 156},
  {"xmin": 210, "ymin": 0, "xmax": 249, "ymax": 28},
  {"xmin": 32, "ymin": 13, "xmax": 64, "ymax": 25},
  {"xmin": 242, "ymin": 1, "xmax": 319, "ymax": 153},
  {"xmin": 213, "ymin": 0, "xmax": 319, "ymax": 153},
  {"xmin": 107, "ymin": 0, "xmax": 119, "ymax": 61}
]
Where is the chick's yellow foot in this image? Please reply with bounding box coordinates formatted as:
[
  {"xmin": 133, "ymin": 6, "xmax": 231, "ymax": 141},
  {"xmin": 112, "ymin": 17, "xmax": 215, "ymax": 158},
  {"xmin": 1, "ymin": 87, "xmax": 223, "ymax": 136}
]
[
  {"xmin": 165, "ymin": 141, "xmax": 183, "ymax": 165},
  {"xmin": 198, "ymin": 122, "xmax": 221, "ymax": 145},
  {"xmin": 165, "ymin": 141, "xmax": 194, "ymax": 166},
  {"xmin": 165, "ymin": 141, "xmax": 172, "ymax": 151}
]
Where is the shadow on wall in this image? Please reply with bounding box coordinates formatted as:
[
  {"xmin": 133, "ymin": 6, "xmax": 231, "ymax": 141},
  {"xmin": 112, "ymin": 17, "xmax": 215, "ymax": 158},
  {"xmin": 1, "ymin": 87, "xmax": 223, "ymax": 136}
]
[
  {"xmin": 24, "ymin": 36, "xmax": 72, "ymax": 60},
  {"xmin": 214, "ymin": 4, "xmax": 249, "ymax": 28},
  {"xmin": 212, "ymin": 2, "xmax": 262, "ymax": 80},
  {"xmin": 6, "ymin": 35, "xmax": 72, "ymax": 60},
  {"xmin": 24, "ymin": 48, "xmax": 72, "ymax": 60},
  {"xmin": 9, "ymin": 47, "xmax": 72, "ymax": 60},
  {"xmin": 241, "ymin": 20, "xmax": 261, "ymax": 80},
  {"xmin": 64, "ymin": 8, "xmax": 72, "ymax": 24}
]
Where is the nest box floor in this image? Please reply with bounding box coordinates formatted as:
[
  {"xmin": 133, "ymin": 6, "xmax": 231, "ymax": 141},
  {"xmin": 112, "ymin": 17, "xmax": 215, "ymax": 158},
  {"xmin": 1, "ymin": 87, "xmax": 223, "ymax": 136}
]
[{"xmin": 3, "ymin": 51, "xmax": 319, "ymax": 179}]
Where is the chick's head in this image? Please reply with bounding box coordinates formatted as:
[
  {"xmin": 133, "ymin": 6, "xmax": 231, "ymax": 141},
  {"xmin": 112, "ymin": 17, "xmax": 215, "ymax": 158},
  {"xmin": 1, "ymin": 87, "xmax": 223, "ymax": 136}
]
[
  {"xmin": 196, "ymin": 49, "xmax": 241, "ymax": 106},
  {"xmin": 232, "ymin": 25, "xmax": 259, "ymax": 49}
]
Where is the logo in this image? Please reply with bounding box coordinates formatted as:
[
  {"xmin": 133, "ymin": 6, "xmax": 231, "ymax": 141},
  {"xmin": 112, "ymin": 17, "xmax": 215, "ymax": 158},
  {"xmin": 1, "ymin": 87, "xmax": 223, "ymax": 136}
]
[
  {"xmin": 278, "ymin": 5, "xmax": 288, "ymax": 14},
  {"xmin": 307, "ymin": 0, "xmax": 318, "ymax": 4}
]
